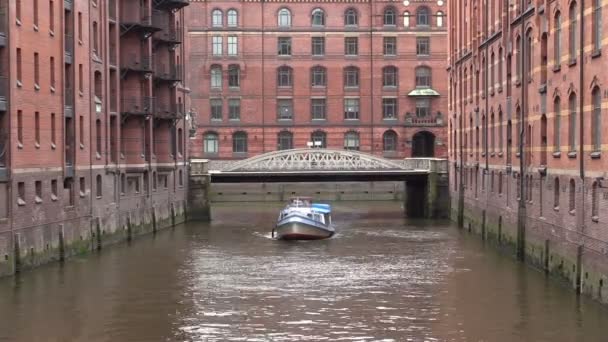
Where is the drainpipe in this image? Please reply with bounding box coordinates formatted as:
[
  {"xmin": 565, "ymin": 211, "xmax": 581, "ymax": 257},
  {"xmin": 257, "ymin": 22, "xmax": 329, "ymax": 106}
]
[
  {"xmin": 576, "ymin": 0, "xmax": 585, "ymax": 294},
  {"xmin": 261, "ymin": 0, "xmax": 266, "ymax": 153},
  {"xmin": 484, "ymin": 0, "xmax": 489, "ymax": 173},
  {"xmin": 517, "ymin": 4, "xmax": 527, "ymax": 262},
  {"xmin": 369, "ymin": 1, "xmax": 374, "ymax": 154}
]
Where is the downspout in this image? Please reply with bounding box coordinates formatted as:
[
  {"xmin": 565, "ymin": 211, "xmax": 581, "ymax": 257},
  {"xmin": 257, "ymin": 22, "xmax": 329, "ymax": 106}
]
[
  {"xmin": 484, "ymin": 0, "xmax": 489, "ymax": 172},
  {"xmin": 457, "ymin": 1, "xmax": 465, "ymax": 228},
  {"xmin": 517, "ymin": 4, "xmax": 527, "ymax": 261},
  {"xmin": 369, "ymin": 0, "xmax": 374, "ymax": 154},
  {"xmin": 577, "ymin": 0, "xmax": 585, "ymax": 294},
  {"xmin": 261, "ymin": 0, "xmax": 266, "ymax": 153}
]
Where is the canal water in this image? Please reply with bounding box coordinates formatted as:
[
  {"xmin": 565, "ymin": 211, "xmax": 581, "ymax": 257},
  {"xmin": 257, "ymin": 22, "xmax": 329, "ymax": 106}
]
[{"xmin": 0, "ymin": 202, "xmax": 607, "ymax": 342}]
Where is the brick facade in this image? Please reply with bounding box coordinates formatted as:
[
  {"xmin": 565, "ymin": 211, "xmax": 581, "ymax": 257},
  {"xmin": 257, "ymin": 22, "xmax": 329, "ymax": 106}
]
[
  {"xmin": 0, "ymin": 0, "xmax": 190, "ymax": 276},
  {"xmin": 448, "ymin": 0, "xmax": 608, "ymax": 304},
  {"xmin": 186, "ymin": 0, "xmax": 448, "ymax": 160}
]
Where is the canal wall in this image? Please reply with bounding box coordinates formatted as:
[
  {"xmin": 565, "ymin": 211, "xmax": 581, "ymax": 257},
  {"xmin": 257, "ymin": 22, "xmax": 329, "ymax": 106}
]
[{"xmin": 450, "ymin": 166, "xmax": 608, "ymax": 305}]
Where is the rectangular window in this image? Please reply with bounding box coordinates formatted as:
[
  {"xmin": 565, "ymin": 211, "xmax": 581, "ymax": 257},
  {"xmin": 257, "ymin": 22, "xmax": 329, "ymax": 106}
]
[
  {"xmin": 50, "ymin": 57, "xmax": 55, "ymax": 89},
  {"xmin": 34, "ymin": 53, "xmax": 40, "ymax": 87},
  {"xmin": 383, "ymin": 37, "xmax": 397, "ymax": 55},
  {"xmin": 34, "ymin": 0, "xmax": 39, "ymax": 27},
  {"xmin": 79, "ymin": 115, "xmax": 84, "ymax": 145},
  {"xmin": 228, "ymin": 99, "xmax": 240, "ymax": 120},
  {"xmin": 312, "ymin": 37, "xmax": 325, "ymax": 56},
  {"xmin": 227, "ymin": 36, "xmax": 238, "ymax": 56},
  {"xmin": 16, "ymin": 0, "xmax": 21, "ymax": 22},
  {"xmin": 78, "ymin": 12, "xmax": 82, "ymax": 41},
  {"xmin": 79, "ymin": 177, "xmax": 85, "ymax": 197},
  {"xmin": 17, "ymin": 48, "xmax": 22, "ymax": 84},
  {"xmin": 278, "ymin": 37, "xmax": 292, "ymax": 56},
  {"xmin": 416, "ymin": 98, "xmax": 430, "ymax": 117},
  {"xmin": 212, "ymin": 36, "xmax": 223, "ymax": 56},
  {"xmin": 34, "ymin": 112, "xmax": 40, "ymax": 145},
  {"xmin": 51, "ymin": 179, "xmax": 58, "ymax": 200},
  {"xmin": 344, "ymin": 98, "xmax": 360, "ymax": 120},
  {"xmin": 17, "ymin": 182, "xmax": 25, "ymax": 205},
  {"xmin": 382, "ymin": 98, "xmax": 398, "ymax": 119},
  {"xmin": 49, "ymin": 0, "xmax": 54, "ymax": 32},
  {"xmin": 51, "ymin": 113, "xmax": 56, "ymax": 146},
  {"xmin": 17, "ymin": 110, "xmax": 23, "ymax": 146},
  {"xmin": 277, "ymin": 99, "xmax": 293, "ymax": 120},
  {"xmin": 311, "ymin": 98, "xmax": 326, "ymax": 120},
  {"xmin": 210, "ymin": 99, "xmax": 222, "ymax": 120},
  {"xmin": 35, "ymin": 181, "xmax": 42, "ymax": 203},
  {"xmin": 416, "ymin": 37, "xmax": 430, "ymax": 55},
  {"xmin": 78, "ymin": 64, "xmax": 83, "ymax": 92},
  {"xmin": 345, "ymin": 37, "xmax": 358, "ymax": 56}
]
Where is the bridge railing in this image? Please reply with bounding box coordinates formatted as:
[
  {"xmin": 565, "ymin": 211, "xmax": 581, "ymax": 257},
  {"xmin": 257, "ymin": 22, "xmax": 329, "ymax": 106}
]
[{"xmin": 402, "ymin": 158, "xmax": 448, "ymax": 173}]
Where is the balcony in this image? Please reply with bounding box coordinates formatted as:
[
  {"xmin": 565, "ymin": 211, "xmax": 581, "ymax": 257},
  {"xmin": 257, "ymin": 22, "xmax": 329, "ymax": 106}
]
[
  {"xmin": 154, "ymin": 27, "xmax": 182, "ymax": 45},
  {"xmin": 64, "ymin": 87, "xmax": 74, "ymax": 118},
  {"xmin": 155, "ymin": 63, "xmax": 182, "ymax": 82},
  {"xmin": 155, "ymin": 101, "xmax": 185, "ymax": 120},
  {"xmin": 121, "ymin": 54, "xmax": 153, "ymax": 76},
  {"xmin": 404, "ymin": 112, "xmax": 445, "ymax": 127},
  {"xmin": 120, "ymin": 8, "xmax": 162, "ymax": 37},
  {"xmin": 64, "ymin": 34, "xmax": 74, "ymax": 64},
  {"xmin": 153, "ymin": 0, "xmax": 189, "ymax": 11},
  {"xmin": 0, "ymin": 76, "xmax": 7, "ymax": 111},
  {"xmin": 64, "ymin": 0, "xmax": 73, "ymax": 11},
  {"xmin": 121, "ymin": 97, "xmax": 154, "ymax": 117}
]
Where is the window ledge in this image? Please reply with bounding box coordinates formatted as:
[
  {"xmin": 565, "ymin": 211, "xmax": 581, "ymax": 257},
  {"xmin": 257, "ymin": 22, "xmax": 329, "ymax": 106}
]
[
  {"xmin": 35, "ymin": 142, "xmax": 40, "ymax": 149},
  {"xmin": 568, "ymin": 58, "xmax": 577, "ymax": 67},
  {"xmin": 590, "ymin": 151, "xmax": 601, "ymax": 159},
  {"xmin": 591, "ymin": 49, "xmax": 602, "ymax": 58},
  {"xmin": 16, "ymin": 80, "xmax": 22, "ymax": 88},
  {"xmin": 17, "ymin": 199, "xmax": 26, "ymax": 206},
  {"xmin": 80, "ymin": 192, "xmax": 86, "ymax": 198},
  {"xmin": 50, "ymin": 86, "xmax": 56, "ymax": 93},
  {"xmin": 552, "ymin": 64, "xmax": 561, "ymax": 72},
  {"xmin": 35, "ymin": 197, "xmax": 42, "ymax": 204},
  {"xmin": 567, "ymin": 151, "xmax": 577, "ymax": 158},
  {"xmin": 553, "ymin": 151, "xmax": 561, "ymax": 158},
  {"xmin": 569, "ymin": 209, "xmax": 576, "ymax": 216},
  {"xmin": 34, "ymin": 84, "xmax": 40, "ymax": 91},
  {"xmin": 498, "ymin": 152, "xmax": 503, "ymax": 157},
  {"xmin": 592, "ymin": 216, "xmax": 599, "ymax": 223},
  {"xmin": 51, "ymin": 194, "xmax": 58, "ymax": 202},
  {"xmin": 554, "ymin": 206, "xmax": 559, "ymax": 212}
]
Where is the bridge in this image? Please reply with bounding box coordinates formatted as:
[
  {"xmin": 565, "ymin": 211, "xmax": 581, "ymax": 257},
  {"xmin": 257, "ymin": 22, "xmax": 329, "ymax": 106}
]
[{"xmin": 187, "ymin": 149, "xmax": 449, "ymax": 220}]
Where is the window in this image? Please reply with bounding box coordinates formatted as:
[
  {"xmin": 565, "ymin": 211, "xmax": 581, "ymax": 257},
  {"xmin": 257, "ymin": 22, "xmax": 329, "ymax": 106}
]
[
  {"xmin": 592, "ymin": 87, "xmax": 602, "ymax": 152},
  {"xmin": 569, "ymin": 3, "xmax": 577, "ymax": 62},
  {"xmin": 515, "ymin": 35, "xmax": 522, "ymax": 81},
  {"xmin": 382, "ymin": 98, "xmax": 397, "ymax": 119},
  {"xmin": 49, "ymin": 1, "xmax": 54, "ymax": 32},
  {"xmin": 344, "ymin": 98, "xmax": 359, "ymax": 120},
  {"xmin": 345, "ymin": 8, "xmax": 358, "ymax": 26},
  {"xmin": 210, "ymin": 99, "xmax": 222, "ymax": 120},
  {"xmin": 277, "ymin": 66, "xmax": 293, "ymax": 87},
  {"xmin": 51, "ymin": 113, "xmax": 56, "ymax": 146},
  {"xmin": 78, "ymin": 12, "xmax": 82, "ymax": 41},
  {"xmin": 417, "ymin": 7, "xmax": 429, "ymax": 26},
  {"xmin": 383, "ymin": 37, "xmax": 397, "ymax": 55},
  {"xmin": 79, "ymin": 115, "xmax": 84, "ymax": 146},
  {"xmin": 232, "ymin": 131, "xmax": 247, "ymax": 153},
  {"xmin": 278, "ymin": 37, "xmax": 292, "ymax": 56},
  {"xmin": 592, "ymin": 181, "xmax": 599, "ymax": 219},
  {"xmin": 210, "ymin": 66, "xmax": 222, "ymax": 88},
  {"xmin": 227, "ymin": 9, "xmax": 238, "ymax": 27},
  {"xmin": 228, "ymin": 65, "xmax": 240, "ymax": 87},
  {"xmin": 344, "ymin": 132, "xmax": 360, "ymax": 150},
  {"xmin": 34, "ymin": 52, "xmax": 40, "ymax": 87},
  {"xmin": 34, "ymin": 0, "xmax": 39, "ymax": 27},
  {"xmin": 34, "ymin": 112, "xmax": 40, "ymax": 146},
  {"xmin": 311, "ymin": 8, "xmax": 325, "ymax": 26},
  {"xmin": 415, "ymin": 67, "xmax": 431, "ymax": 87},
  {"xmin": 554, "ymin": 97, "xmax": 561, "ymax": 152},
  {"xmin": 312, "ymin": 37, "xmax": 325, "ymax": 56},
  {"xmin": 17, "ymin": 182, "xmax": 25, "ymax": 205},
  {"xmin": 227, "ymin": 36, "xmax": 238, "ymax": 56},
  {"xmin": 95, "ymin": 119, "xmax": 101, "ymax": 155},
  {"xmin": 311, "ymin": 131, "xmax": 327, "ymax": 148},
  {"xmin": 96, "ymin": 175, "xmax": 102, "ymax": 198},
  {"xmin": 17, "ymin": 48, "xmax": 22, "ymax": 84},
  {"xmin": 277, "ymin": 99, "xmax": 293, "ymax": 120},
  {"xmin": 278, "ymin": 8, "xmax": 291, "ymax": 27},
  {"xmin": 212, "ymin": 9, "xmax": 223, "ymax": 27},
  {"xmin": 498, "ymin": 48, "xmax": 503, "ymax": 88},
  {"xmin": 383, "ymin": 66, "xmax": 397, "ymax": 87},
  {"xmin": 278, "ymin": 131, "xmax": 293, "ymax": 150},
  {"xmin": 177, "ymin": 128, "xmax": 183, "ymax": 156},
  {"xmin": 311, "ymin": 98, "xmax": 326, "ymax": 120},
  {"xmin": 204, "ymin": 132, "xmax": 219, "ymax": 154},
  {"xmin": 311, "ymin": 66, "xmax": 326, "ymax": 87},
  {"xmin": 569, "ymin": 179, "xmax": 576, "ymax": 212},
  {"xmin": 212, "ymin": 36, "xmax": 223, "ymax": 56},
  {"xmin": 16, "ymin": 0, "xmax": 21, "ymax": 22},
  {"xmin": 526, "ymin": 32, "xmax": 533, "ymax": 81},
  {"xmin": 568, "ymin": 93, "xmax": 576, "ymax": 152},
  {"xmin": 51, "ymin": 179, "xmax": 57, "ymax": 200},
  {"xmin": 50, "ymin": 57, "xmax": 55, "ymax": 89},
  {"xmin": 383, "ymin": 130, "xmax": 397, "ymax": 151},
  {"xmin": 384, "ymin": 7, "xmax": 396, "ymax": 26},
  {"xmin": 416, "ymin": 98, "xmax": 430, "ymax": 117},
  {"xmin": 554, "ymin": 12, "xmax": 562, "ymax": 66},
  {"xmin": 228, "ymin": 99, "xmax": 240, "ymax": 120},
  {"xmin": 79, "ymin": 177, "xmax": 86, "ymax": 197},
  {"xmin": 416, "ymin": 37, "xmax": 430, "ymax": 55},
  {"xmin": 436, "ymin": 11, "xmax": 444, "ymax": 27},
  {"xmin": 593, "ymin": 0, "xmax": 602, "ymax": 52},
  {"xmin": 498, "ymin": 110, "xmax": 504, "ymax": 153},
  {"xmin": 345, "ymin": 37, "xmax": 358, "ymax": 56},
  {"xmin": 344, "ymin": 66, "xmax": 359, "ymax": 88},
  {"xmin": 17, "ymin": 110, "xmax": 23, "ymax": 146},
  {"xmin": 79, "ymin": 65, "xmax": 84, "ymax": 93},
  {"xmin": 403, "ymin": 11, "xmax": 410, "ymax": 27}
]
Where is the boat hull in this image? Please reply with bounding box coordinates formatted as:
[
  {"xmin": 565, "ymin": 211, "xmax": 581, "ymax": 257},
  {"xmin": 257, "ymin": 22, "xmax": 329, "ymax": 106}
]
[{"xmin": 275, "ymin": 219, "xmax": 334, "ymax": 240}]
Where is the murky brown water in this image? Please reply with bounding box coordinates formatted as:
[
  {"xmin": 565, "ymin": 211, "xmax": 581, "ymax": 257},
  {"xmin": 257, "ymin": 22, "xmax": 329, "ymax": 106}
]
[{"xmin": 0, "ymin": 202, "xmax": 607, "ymax": 342}]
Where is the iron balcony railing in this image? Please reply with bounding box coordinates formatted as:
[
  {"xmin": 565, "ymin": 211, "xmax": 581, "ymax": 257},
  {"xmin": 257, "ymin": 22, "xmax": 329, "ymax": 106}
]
[
  {"xmin": 121, "ymin": 54, "xmax": 153, "ymax": 73},
  {"xmin": 155, "ymin": 27, "xmax": 182, "ymax": 44},
  {"xmin": 155, "ymin": 100, "xmax": 185, "ymax": 119},
  {"xmin": 121, "ymin": 97, "xmax": 154, "ymax": 115},
  {"xmin": 155, "ymin": 63, "xmax": 182, "ymax": 81}
]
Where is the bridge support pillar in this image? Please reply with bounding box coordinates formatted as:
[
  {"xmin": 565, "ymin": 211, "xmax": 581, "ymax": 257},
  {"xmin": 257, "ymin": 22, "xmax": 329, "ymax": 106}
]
[
  {"xmin": 187, "ymin": 159, "xmax": 211, "ymax": 221},
  {"xmin": 404, "ymin": 159, "xmax": 450, "ymax": 219}
]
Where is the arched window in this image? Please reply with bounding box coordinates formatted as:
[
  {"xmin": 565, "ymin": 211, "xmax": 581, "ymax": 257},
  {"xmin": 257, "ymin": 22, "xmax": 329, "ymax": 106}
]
[
  {"xmin": 498, "ymin": 109, "xmax": 504, "ymax": 153},
  {"xmin": 526, "ymin": 30, "xmax": 533, "ymax": 81},
  {"xmin": 403, "ymin": 11, "xmax": 410, "ymax": 27},
  {"xmin": 344, "ymin": 66, "xmax": 359, "ymax": 88},
  {"xmin": 592, "ymin": 87, "xmax": 602, "ymax": 152},
  {"xmin": 204, "ymin": 132, "xmax": 219, "ymax": 154},
  {"xmin": 436, "ymin": 11, "xmax": 444, "ymax": 27},
  {"xmin": 95, "ymin": 119, "xmax": 102, "ymax": 155},
  {"xmin": 415, "ymin": 66, "xmax": 431, "ymax": 88},
  {"xmin": 311, "ymin": 131, "xmax": 327, "ymax": 148},
  {"xmin": 569, "ymin": 179, "xmax": 576, "ymax": 212},
  {"xmin": 540, "ymin": 114, "xmax": 548, "ymax": 166},
  {"xmin": 383, "ymin": 130, "xmax": 397, "ymax": 151},
  {"xmin": 569, "ymin": 2, "xmax": 577, "ymax": 61},
  {"xmin": 345, "ymin": 8, "xmax": 358, "ymax": 26},
  {"xmin": 277, "ymin": 66, "xmax": 293, "ymax": 87},
  {"xmin": 278, "ymin": 8, "xmax": 291, "ymax": 27},
  {"xmin": 311, "ymin": 8, "xmax": 325, "ymax": 26},
  {"xmin": 554, "ymin": 97, "xmax": 561, "ymax": 152},
  {"xmin": 554, "ymin": 177, "xmax": 560, "ymax": 209},
  {"xmin": 384, "ymin": 7, "xmax": 396, "ymax": 26},
  {"xmin": 515, "ymin": 35, "xmax": 521, "ymax": 82},
  {"xmin": 277, "ymin": 131, "xmax": 293, "ymax": 150},
  {"xmin": 490, "ymin": 111, "xmax": 495, "ymax": 153},
  {"xmin": 227, "ymin": 9, "xmax": 238, "ymax": 27},
  {"xmin": 212, "ymin": 9, "xmax": 223, "ymax": 27},
  {"xmin": 417, "ymin": 7, "xmax": 429, "ymax": 26},
  {"xmin": 232, "ymin": 131, "xmax": 247, "ymax": 153},
  {"xmin": 554, "ymin": 12, "xmax": 562, "ymax": 66},
  {"xmin": 382, "ymin": 66, "xmax": 398, "ymax": 87},
  {"xmin": 228, "ymin": 65, "xmax": 240, "ymax": 88},
  {"xmin": 344, "ymin": 131, "xmax": 360, "ymax": 150},
  {"xmin": 310, "ymin": 66, "xmax": 326, "ymax": 87},
  {"xmin": 210, "ymin": 65, "xmax": 222, "ymax": 88},
  {"xmin": 568, "ymin": 93, "xmax": 577, "ymax": 152},
  {"xmin": 498, "ymin": 47, "xmax": 503, "ymax": 89},
  {"xmin": 593, "ymin": 0, "xmax": 602, "ymax": 51}
]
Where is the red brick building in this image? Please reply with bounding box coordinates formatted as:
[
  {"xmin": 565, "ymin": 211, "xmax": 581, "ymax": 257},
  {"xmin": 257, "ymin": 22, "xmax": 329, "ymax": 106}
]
[
  {"xmin": 0, "ymin": 0, "xmax": 190, "ymax": 276},
  {"xmin": 187, "ymin": 0, "xmax": 448, "ymax": 160},
  {"xmin": 448, "ymin": 0, "xmax": 608, "ymax": 303}
]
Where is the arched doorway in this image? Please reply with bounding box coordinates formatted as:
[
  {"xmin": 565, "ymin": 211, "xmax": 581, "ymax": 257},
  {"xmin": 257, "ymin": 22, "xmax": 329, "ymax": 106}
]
[{"xmin": 412, "ymin": 131, "xmax": 435, "ymax": 157}]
